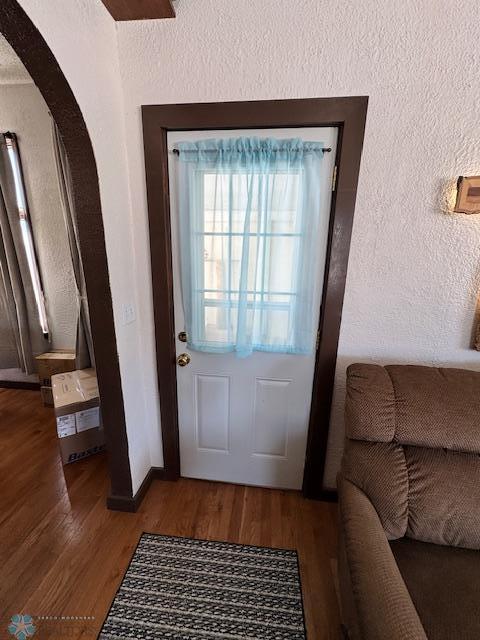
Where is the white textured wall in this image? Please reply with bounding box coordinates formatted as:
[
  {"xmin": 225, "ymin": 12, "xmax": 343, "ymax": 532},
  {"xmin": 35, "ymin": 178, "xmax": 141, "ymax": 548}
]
[
  {"xmin": 0, "ymin": 83, "xmax": 77, "ymax": 354},
  {"xmin": 0, "ymin": 33, "xmax": 31, "ymax": 84},
  {"xmin": 116, "ymin": 0, "xmax": 480, "ymax": 488},
  {"xmin": 16, "ymin": 0, "xmax": 159, "ymax": 492}
]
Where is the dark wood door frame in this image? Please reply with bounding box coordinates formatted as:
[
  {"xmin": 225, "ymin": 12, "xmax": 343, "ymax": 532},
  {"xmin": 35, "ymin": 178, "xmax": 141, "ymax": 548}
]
[
  {"xmin": 142, "ymin": 97, "xmax": 368, "ymax": 499},
  {"xmin": 0, "ymin": 0, "xmax": 133, "ymax": 508}
]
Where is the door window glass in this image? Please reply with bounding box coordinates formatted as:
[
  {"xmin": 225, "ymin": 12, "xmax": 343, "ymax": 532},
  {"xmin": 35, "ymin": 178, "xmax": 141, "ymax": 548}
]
[{"xmin": 176, "ymin": 137, "xmax": 325, "ymax": 357}]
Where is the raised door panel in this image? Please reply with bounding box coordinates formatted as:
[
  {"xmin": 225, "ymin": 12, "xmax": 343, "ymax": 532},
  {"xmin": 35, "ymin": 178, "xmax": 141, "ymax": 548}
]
[
  {"xmin": 252, "ymin": 378, "xmax": 291, "ymax": 458},
  {"xmin": 195, "ymin": 374, "xmax": 230, "ymax": 452}
]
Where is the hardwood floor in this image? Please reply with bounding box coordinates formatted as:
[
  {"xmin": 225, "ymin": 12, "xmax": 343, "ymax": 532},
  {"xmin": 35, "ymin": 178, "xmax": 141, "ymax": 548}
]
[{"xmin": 0, "ymin": 388, "xmax": 340, "ymax": 639}]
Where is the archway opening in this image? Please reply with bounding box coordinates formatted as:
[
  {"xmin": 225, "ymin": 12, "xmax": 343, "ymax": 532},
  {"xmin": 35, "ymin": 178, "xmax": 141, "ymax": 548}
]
[{"xmin": 0, "ymin": 0, "xmax": 132, "ymax": 504}]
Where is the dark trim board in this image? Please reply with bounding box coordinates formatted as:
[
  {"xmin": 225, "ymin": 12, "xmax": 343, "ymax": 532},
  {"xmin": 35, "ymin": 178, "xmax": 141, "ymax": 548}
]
[
  {"xmin": 142, "ymin": 97, "xmax": 368, "ymax": 499},
  {"xmin": 107, "ymin": 467, "xmax": 170, "ymax": 512},
  {"xmin": 318, "ymin": 489, "xmax": 339, "ymax": 504},
  {"xmin": 0, "ymin": 0, "xmax": 132, "ymax": 507},
  {"xmin": 0, "ymin": 380, "xmax": 40, "ymax": 391},
  {"xmin": 100, "ymin": 0, "xmax": 175, "ymax": 21}
]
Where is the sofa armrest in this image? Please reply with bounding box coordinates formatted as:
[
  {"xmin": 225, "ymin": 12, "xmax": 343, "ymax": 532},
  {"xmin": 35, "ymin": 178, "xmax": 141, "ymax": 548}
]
[{"xmin": 338, "ymin": 476, "xmax": 427, "ymax": 640}]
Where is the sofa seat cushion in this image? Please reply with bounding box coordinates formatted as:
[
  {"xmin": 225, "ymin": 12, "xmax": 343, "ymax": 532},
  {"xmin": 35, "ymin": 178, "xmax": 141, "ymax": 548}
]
[{"xmin": 391, "ymin": 538, "xmax": 480, "ymax": 640}]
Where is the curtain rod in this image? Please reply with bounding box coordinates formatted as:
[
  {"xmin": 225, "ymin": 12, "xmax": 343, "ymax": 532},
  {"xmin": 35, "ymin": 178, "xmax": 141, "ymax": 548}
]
[{"xmin": 172, "ymin": 147, "xmax": 332, "ymax": 155}]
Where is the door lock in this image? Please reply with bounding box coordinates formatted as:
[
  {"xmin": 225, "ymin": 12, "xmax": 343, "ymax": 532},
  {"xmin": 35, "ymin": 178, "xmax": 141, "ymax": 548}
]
[
  {"xmin": 177, "ymin": 353, "xmax": 191, "ymax": 367},
  {"xmin": 178, "ymin": 331, "xmax": 188, "ymax": 343}
]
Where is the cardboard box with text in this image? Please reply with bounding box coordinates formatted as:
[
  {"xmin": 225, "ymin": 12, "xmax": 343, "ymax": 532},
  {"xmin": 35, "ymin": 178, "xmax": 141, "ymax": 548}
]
[
  {"xmin": 51, "ymin": 368, "xmax": 105, "ymax": 464},
  {"xmin": 36, "ymin": 351, "xmax": 76, "ymax": 387}
]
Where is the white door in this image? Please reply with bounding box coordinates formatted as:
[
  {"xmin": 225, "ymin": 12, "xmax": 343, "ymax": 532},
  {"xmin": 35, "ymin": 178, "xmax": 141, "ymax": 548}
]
[{"xmin": 168, "ymin": 127, "xmax": 337, "ymax": 490}]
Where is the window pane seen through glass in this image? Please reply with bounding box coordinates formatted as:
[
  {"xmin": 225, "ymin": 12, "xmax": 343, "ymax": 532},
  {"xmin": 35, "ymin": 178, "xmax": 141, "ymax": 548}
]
[{"xmin": 200, "ymin": 171, "xmax": 301, "ymax": 348}]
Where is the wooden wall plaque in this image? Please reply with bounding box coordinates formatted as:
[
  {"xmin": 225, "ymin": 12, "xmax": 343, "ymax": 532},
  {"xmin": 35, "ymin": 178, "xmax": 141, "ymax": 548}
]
[{"xmin": 454, "ymin": 176, "xmax": 480, "ymax": 214}]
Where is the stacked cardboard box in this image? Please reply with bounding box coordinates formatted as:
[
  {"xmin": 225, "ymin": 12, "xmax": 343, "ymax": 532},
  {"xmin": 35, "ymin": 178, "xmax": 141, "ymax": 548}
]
[
  {"xmin": 51, "ymin": 368, "xmax": 105, "ymax": 464},
  {"xmin": 40, "ymin": 386, "xmax": 54, "ymax": 406},
  {"xmin": 35, "ymin": 352, "xmax": 76, "ymax": 407}
]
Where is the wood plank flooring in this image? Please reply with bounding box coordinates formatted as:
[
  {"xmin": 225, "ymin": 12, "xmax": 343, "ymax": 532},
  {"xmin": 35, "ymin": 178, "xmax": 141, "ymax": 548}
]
[{"xmin": 0, "ymin": 388, "xmax": 340, "ymax": 639}]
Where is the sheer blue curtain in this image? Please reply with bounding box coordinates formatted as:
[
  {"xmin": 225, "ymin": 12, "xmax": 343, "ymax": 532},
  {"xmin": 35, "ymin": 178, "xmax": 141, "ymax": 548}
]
[{"xmin": 176, "ymin": 137, "xmax": 324, "ymax": 357}]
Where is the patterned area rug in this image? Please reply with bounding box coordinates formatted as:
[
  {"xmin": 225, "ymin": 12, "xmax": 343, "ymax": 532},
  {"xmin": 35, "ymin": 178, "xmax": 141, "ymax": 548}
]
[{"xmin": 99, "ymin": 532, "xmax": 307, "ymax": 639}]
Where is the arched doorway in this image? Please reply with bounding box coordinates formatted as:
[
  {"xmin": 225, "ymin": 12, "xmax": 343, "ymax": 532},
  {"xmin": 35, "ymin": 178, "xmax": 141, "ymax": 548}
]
[{"xmin": 0, "ymin": 0, "xmax": 132, "ymax": 505}]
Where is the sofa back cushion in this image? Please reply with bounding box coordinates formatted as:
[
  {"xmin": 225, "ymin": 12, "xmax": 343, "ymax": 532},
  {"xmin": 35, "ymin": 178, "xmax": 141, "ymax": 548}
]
[
  {"xmin": 404, "ymin": 445, "xmax": 480, "ymax": 548},
  {"xmin": 342, "ymin": 363, "xmax": 480, "ymax": 549},
  {"xmin": 346, "ymin": 363, "xmax": 480, "ymax": 452}
]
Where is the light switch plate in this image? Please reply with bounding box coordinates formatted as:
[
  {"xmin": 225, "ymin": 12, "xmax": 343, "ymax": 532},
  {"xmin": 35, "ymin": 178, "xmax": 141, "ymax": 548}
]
[{"xmin": 122, "ymin": 303, "xmax": 136, "ymax": 325}]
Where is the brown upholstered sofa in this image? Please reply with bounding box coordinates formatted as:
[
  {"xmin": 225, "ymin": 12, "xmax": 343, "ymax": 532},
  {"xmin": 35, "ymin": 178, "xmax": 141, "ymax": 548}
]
[{"xmin": 338, "ymin": 363, "xmax": 480, "ymax": 640}]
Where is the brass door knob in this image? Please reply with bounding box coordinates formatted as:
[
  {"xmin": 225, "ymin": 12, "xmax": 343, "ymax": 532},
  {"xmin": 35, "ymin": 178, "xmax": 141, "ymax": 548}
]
[{"xmin": 177, "ymin": 353, "xmax": 191, "ymax": 367}]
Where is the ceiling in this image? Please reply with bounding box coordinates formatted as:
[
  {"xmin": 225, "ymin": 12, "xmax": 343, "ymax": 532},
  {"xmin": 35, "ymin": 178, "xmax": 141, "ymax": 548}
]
[{"xmin": 0, "ymin": 33, "xmax": 32, "ymax": 85}]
